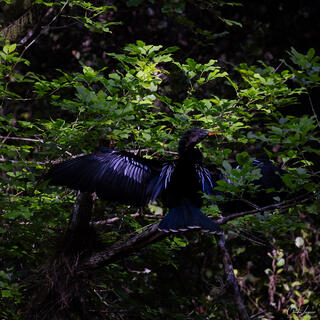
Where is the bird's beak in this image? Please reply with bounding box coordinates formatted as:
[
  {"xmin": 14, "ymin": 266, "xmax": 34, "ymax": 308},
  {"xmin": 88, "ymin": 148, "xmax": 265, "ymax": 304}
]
[{"xmin": 208, "ymin": 131, "xmax": 222, "ymax": 136}]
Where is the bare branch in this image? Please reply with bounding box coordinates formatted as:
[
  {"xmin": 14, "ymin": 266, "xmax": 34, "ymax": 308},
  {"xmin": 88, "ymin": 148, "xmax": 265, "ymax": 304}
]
[
  {"xmin": 82, "ymin": 193, "xmax": 314, "ymax": 268},
  {"xmin": 91, "ymin": 213, "xmax": 161, "ymax": 226},
  {"xmin": 84, "ymin": 223, "xmax": 163, "ymax": 268},
  {"xmin": 217, "ymin": 233, "xmax": 250, "ymax": 320},
  {"xmin": 0, "ymin": 136, "xmax": 44, "ymax": 143},
  {"xmin": 0, "ymin": 158, "xmax": 47, "ymax": 164},
  {"xmin": 308, "ymin": 94, "xmax": 319, "ymax": 125},
  {"xmin": 11, "ymin": 0, "xmax": 70, "ymax": 74},
  {"xmin": 216, "ymin": 194, "xmax": 313, "ymax": 225}
]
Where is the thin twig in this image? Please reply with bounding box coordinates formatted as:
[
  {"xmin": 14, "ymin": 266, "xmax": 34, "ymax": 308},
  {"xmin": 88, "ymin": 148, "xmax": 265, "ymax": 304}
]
[
  {"xmin": 20, "ymin": 7, "xmax": 53, "ymax": 45},
  {"xmin": 273, "ymin": 61, "xmax": 284, "ymax": 74},
  {"xmin": 93, "ymin": 289, "xmax": 109, "ymax": 307},
  {"xmin": 3, "ymin": 97, "xmax": 36, "ymax": 101},
  {"xmin": 233, "ymin": 228, "xmax": 269, "ymax": 247},
  {"xmin": 216, "ymin": 194, "xmax": 313, "ymax": 225},
  {"xmin": 0, "ymin": 132, "xmax": 11, "ymax": 145},
  {"xmin": 11, "ymin": 0, "xmax": 70, "ymax": 74},
  {"xmin": 240, "ymin": 199, "xmax": 261, "ymax": 210},
  {"xmin": 92, "ymin": 214, "xmax": 162, "ymax": 225},
  {"xmin": 308, "ymin": 94, "xmax": 319, "ymax": 124},
  {"xmin": 127, "ymin": 148, "xmax": 178, "ymax": 155},
  {"xmin": 0, "ymin": 136, "xmax": 44, "ymax": 143},
  {"xmin": 0, "ymin": 158, "xmax": 47, "ymax": 164},
  {"xmin": 43, "ymin": 22, "xmax": 79, "ymax": 30}
]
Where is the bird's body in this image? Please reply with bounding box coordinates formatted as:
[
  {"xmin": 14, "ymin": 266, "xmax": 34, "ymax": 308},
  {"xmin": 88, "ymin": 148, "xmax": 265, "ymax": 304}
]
[
  {"xmin": 163, "ymin": 153, "xmax": 203, "ymax": 207},
  {"xmin": 47, "ymin": 128, "xmax": 221, "ymax": 234}
]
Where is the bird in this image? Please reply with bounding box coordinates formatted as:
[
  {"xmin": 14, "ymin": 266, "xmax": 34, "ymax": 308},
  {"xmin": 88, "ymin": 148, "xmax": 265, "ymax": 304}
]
[
  {"xmin": 46, "ymin": 128, "xmax": 222, "ymax": 234},
  {"xmin": 252, "ymin": 159, "xmax": 284, "ymax": 190}
]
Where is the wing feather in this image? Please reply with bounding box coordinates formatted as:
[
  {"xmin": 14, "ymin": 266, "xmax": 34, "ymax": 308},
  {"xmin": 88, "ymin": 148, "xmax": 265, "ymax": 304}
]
[
  {"xmin": 195, "ymin": 164, "xmax": 214, "ymax": 195},
  {"xmin": 47, "ymin": 148, "xmax": 162, "ymax": 206},
  {"xmin": 151, "ymin": 162, "xmax": 175, "ymax": 201}
]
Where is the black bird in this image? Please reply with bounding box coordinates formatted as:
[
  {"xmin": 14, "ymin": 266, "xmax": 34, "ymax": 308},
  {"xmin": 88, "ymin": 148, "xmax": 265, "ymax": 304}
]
[
  {"xmin": 252, "ymin": 159, "xmax": 284, "ymax": 190},
  {"xmin": 47, "ymin": 128, "xmax": 221, "ymax": 234}
]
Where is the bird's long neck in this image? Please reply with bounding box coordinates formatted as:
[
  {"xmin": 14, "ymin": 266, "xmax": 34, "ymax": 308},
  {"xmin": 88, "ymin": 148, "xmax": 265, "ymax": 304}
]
[
  {"xmin": 178, "ymin": 136, "xmax": 199, "ymax": 157},
  {"xmin": 178, "ymin": 147, "xmax": 203, "ymax": 164}
]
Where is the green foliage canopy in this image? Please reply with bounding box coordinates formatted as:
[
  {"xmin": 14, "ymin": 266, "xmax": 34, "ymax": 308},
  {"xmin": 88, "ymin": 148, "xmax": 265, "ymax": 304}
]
[{"xmin": 0, "ymin": 1, "xmax": 320, "ymax": 319}]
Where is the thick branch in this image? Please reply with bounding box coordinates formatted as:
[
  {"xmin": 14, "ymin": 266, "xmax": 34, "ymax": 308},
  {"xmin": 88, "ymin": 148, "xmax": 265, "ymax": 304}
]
[
  {"xmin": 84, "ymin": 223, "xmax": 163, "ymax": 268},
  {"xmin": 59, "ymin": 192, "xmax": 94, "ymax": 255},
  {"xmin": 217, "ymin": 234, "xmax": 250, "ymax": 320},
  {"xmin": 68, "ymin": 192, "xmax": 93, "ymax": 232},
  {"xmin": 85, "ymin": 223, "xmax": 250, "ymax": 318}
]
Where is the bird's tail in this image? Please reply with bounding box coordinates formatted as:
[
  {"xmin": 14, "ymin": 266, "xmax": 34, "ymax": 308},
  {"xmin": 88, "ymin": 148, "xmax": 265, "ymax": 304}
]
[{"xmin": 158, "ymin": 200, "xmax": 221, "ymax": 234}]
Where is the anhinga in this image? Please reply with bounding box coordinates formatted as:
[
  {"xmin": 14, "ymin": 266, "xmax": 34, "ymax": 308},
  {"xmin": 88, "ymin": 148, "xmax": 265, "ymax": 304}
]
[{"xmin": 47, "ymin": 128, "xmax": 222, "ymax": 234}]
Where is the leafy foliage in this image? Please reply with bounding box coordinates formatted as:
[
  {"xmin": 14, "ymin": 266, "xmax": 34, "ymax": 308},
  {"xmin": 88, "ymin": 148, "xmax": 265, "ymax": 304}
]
[{"xmin": 1, "ymin": 1, "xmax": 320, "ymax": 319}]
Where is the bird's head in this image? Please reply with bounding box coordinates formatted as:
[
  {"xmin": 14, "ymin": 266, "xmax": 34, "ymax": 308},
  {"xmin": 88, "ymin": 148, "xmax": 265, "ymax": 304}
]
[{"xmin": 178, "ymin": 127, "xmax": 220, "ymax": 155}]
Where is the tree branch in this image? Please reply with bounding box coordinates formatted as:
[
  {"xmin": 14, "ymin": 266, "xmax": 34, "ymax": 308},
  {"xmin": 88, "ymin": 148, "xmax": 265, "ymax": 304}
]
[
  {"xmin": 217, "ymin": 234, "xmax": 250, "ymax": 320},
  {"xmin": 308, "ymin": 94, "xmax": 319, "ymax": 125},
  {"xmin": 84, "ymin": 223, "xmax": 164, "ymax": 268},
  {"xmin": 10, "ymin": 0, "xmax": 70, "ymax": 74},
  {"xmin": 216, "ymin": 193, "xmax": 313, "ymax": 225},
  {"xmin": 85, "ymin": 221, "xmax": 251, "ymax": 317},
  {"xmin": 91, "ymin": 213, "xmax": 161, "ymax": 226},
  {"xmin": 82, "ymin": 193, "xmax": 314, "ymax": 268},
  {"xmin": 0, "ymin": 135, "xmax": 44, "ymax": 143},
  {"xmin": 40, "ymin": 191, "xmax": 314, "ymax": 320}
]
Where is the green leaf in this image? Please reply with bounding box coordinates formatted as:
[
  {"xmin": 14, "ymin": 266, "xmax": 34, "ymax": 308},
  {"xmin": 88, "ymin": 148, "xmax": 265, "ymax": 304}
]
[
  {"xmin": 236, "ymin": 152, "xmax": 249, "ymax": 166},
  {"xmin": 276, "ymin": 258, "xmax": 285, "ymax": 267},
  {"xmin": 1, "ymin": 290, "xmax": 13, "ymax": 298}
]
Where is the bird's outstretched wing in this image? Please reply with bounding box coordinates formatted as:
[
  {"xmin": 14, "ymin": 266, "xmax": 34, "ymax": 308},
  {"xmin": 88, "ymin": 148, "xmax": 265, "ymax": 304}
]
[
  {"xmin": 46, "ymin": 148, "xmax": 162, "ymax": 206},
  {"xmin": 252, "ymin": 159, "xmax": 284, "ymax": 190}
]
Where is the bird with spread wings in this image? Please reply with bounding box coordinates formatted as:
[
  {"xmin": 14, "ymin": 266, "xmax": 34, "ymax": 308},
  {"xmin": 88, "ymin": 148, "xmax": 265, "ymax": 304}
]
[{"xmin": 47, "ymin": 128, "xmax": 222, "ymax": 234}]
